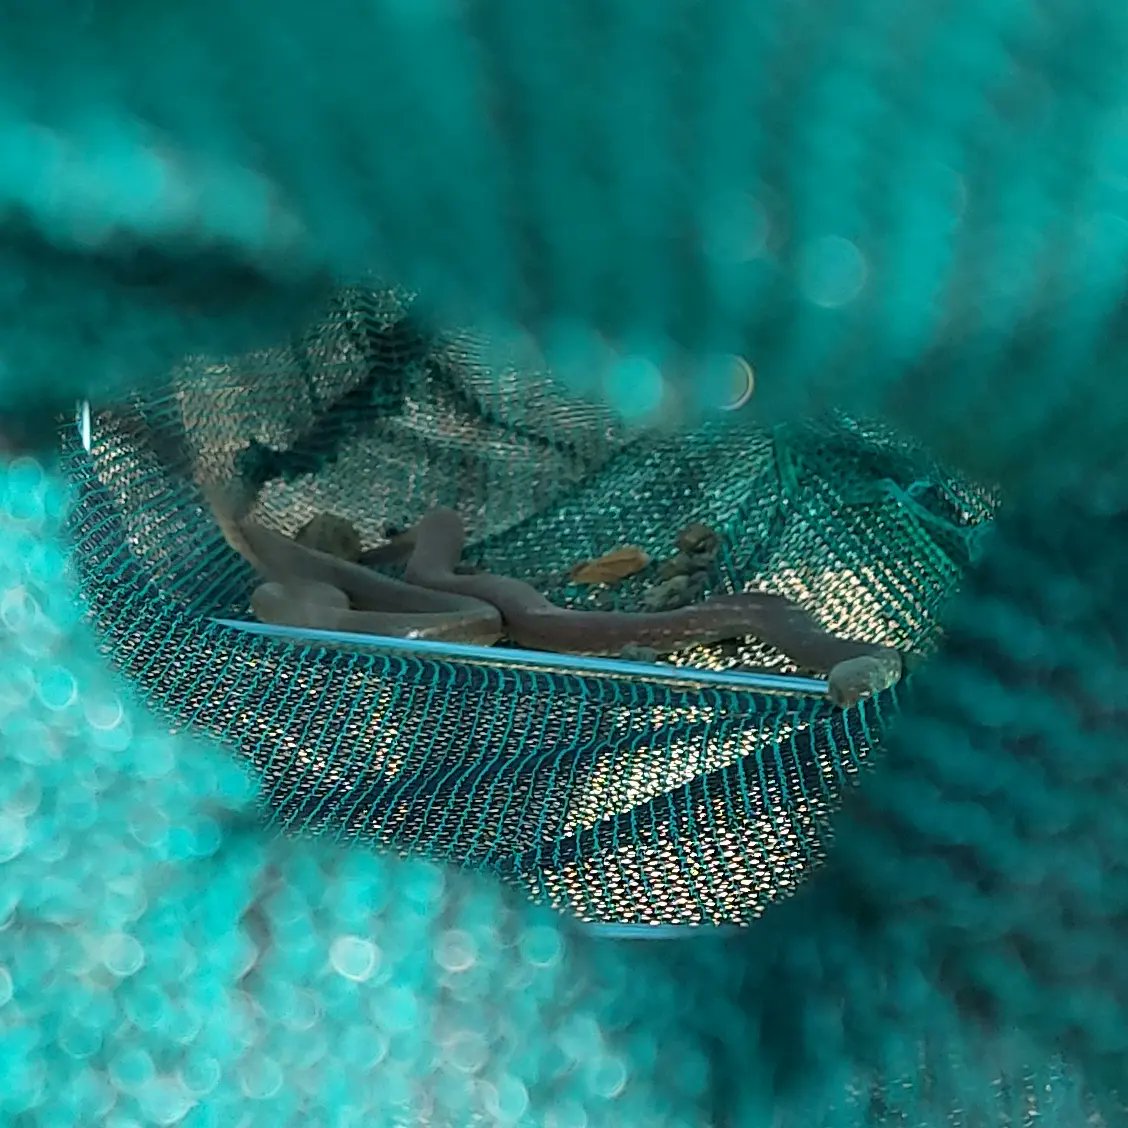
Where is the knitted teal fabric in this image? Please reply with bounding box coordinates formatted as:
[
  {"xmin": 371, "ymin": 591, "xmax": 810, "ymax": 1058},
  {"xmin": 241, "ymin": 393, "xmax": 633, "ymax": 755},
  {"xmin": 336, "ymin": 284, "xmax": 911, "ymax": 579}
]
[
  {"xmin": 4, "ymin": 1, "xmax": 1128, "ymax": 1125},
  {"xmin": 5, "ymin": 451, "xmax": 1122, "ymax": 1125},
  {"xmin": 0, "ymin": 1, "xmax": 1125, "ymax": 492}
]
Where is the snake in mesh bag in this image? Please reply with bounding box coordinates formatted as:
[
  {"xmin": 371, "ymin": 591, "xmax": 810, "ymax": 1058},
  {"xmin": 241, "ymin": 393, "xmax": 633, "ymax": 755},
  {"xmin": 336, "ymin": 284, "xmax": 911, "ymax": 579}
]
[{"xmin": 209, "ymin": 489, "xmax": 907, "ymax": 707}]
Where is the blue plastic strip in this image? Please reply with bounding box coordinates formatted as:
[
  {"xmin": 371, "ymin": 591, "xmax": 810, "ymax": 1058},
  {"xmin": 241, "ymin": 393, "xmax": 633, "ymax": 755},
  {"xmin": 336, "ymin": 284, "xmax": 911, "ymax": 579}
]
[{"xmin": 210, "ymin": 617, "xmax": 829, "ymax": 695}]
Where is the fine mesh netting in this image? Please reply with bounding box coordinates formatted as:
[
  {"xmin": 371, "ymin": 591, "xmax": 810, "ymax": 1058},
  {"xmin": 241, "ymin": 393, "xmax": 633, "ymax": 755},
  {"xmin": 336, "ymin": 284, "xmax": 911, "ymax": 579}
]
[
  {"xmin": 63, "ymin": 286, "xmax": 995, "ymax": 928},
  {"xmin": 6, "ymin": 1, "xmax": 1128, "ymax": 1125}
]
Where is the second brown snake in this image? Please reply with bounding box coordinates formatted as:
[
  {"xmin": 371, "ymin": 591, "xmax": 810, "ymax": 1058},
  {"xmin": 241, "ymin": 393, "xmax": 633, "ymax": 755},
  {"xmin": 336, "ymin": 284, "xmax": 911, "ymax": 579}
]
[{"xmin": 213, "ymin": 498, "xmax": 907, "ymax": 707}]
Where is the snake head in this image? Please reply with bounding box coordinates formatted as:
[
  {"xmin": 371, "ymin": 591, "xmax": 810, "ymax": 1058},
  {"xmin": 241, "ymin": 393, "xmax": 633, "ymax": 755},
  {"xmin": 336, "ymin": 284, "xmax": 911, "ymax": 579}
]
[{"xmin": 826, "ymin": 651, "xmax": 904, "ymax": 708}]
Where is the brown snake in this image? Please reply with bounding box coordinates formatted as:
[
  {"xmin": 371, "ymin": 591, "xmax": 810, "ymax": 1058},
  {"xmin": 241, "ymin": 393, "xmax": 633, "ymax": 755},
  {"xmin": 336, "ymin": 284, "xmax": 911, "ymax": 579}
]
[{"xmin": 212, "ymin": 496, "xmax": 907, "ymax": 706}]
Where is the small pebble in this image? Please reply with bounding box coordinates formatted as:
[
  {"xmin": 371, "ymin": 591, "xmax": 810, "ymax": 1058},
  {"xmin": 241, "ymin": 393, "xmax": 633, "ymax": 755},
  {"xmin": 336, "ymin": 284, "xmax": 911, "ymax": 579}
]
[
  {"xmin": 657, "ymin": 553, "xmax": 696, "ymax": 580},
  {"xmin": 618, "ymin": 644, "xmax": 659, "ymax": 664},
  {"xmin": 675, "ymin": 523, "xmax": 720, "ymax": 558},
  {"xmin": 295, "ymin": 514, "xmax": 362, "ymax": 562},
  {"xmin": 358, "ymin": 526, "xmax": 418, "ymax": 567},
  {"xmin": 657, "ymin": 550, "xmax": 716, "ymax": 580},
  {"xmin": 641, "ymin": 574, "xmax": 693, "ymax": 611}
]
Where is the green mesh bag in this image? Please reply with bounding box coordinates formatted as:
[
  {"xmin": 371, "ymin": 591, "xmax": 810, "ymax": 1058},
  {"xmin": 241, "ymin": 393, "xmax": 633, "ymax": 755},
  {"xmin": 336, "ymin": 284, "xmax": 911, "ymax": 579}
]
[
  {"xmin": 6, "ymin": 0, "xmax": 1128, "ymax": 1125},
  {"xmin": 63, "ymin": 285, "xmax": 995, "ymax": 929}
]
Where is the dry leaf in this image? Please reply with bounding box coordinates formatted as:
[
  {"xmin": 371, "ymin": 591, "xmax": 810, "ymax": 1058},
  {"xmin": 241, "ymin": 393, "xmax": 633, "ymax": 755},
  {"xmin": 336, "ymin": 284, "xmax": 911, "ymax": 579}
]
[{"xmin": 570, "ymin": 545, "xmax": 651, "ymax": 585}]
